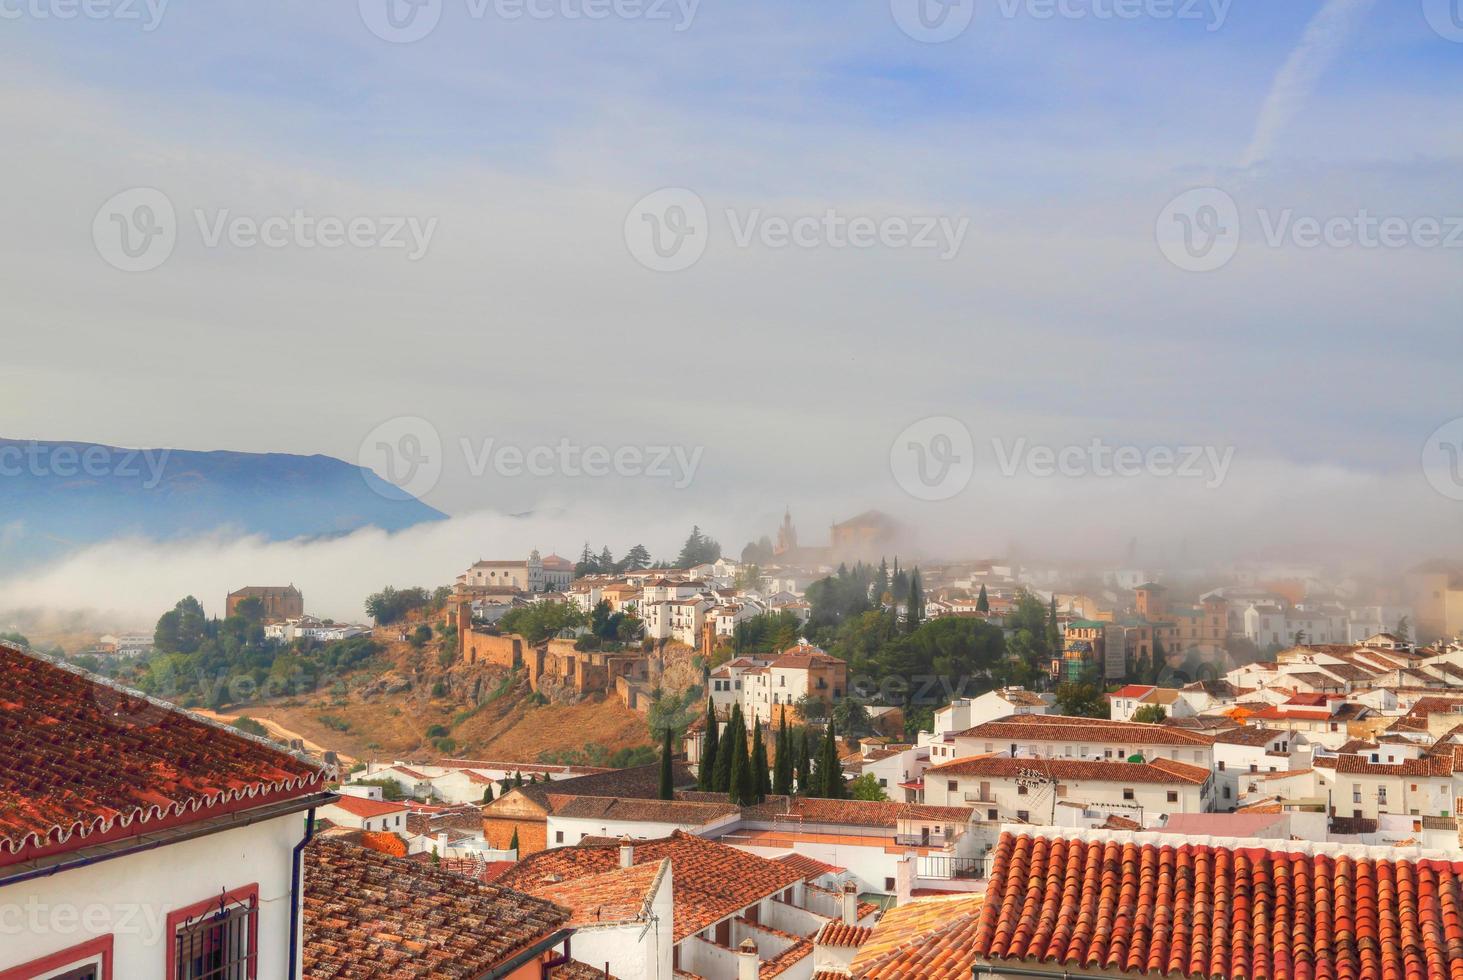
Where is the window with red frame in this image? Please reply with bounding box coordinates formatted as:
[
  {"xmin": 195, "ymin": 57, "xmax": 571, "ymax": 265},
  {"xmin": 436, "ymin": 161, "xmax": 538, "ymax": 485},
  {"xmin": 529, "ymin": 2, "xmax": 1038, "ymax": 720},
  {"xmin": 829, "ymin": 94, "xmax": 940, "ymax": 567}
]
[{"xmin": 167, "ymin": 887, "xmax": 258, "ymax": 980}]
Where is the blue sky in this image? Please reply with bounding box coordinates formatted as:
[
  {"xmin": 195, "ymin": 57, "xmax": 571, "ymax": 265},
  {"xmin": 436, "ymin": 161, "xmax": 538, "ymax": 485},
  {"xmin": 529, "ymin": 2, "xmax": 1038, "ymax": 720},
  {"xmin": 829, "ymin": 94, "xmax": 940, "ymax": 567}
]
[{"xmin": 1, "ymin": 0, "xmax": 1461, "ymax": 577}]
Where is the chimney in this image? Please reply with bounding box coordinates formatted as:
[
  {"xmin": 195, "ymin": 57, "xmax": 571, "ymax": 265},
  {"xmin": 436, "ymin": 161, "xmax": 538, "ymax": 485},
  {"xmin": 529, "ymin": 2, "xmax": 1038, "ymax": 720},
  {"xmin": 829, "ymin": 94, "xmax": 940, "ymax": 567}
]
[
  {"xmin": 841, "ymin": 880, "xmax": 859, "ymax": 925},
  {"xmin": 895, "ymin": 852, "xmax": 915, "ymax": 906},
  {"xmin": 737, "ymin": 939, "xmax": 759, "ymax": 980},
  {"xmin": 436, "ymin": 832, "xmax": 450, "ymax": 855},
  {"xmin": 619, "ymin": 836, "xmax": 635, "ymax": 869}
]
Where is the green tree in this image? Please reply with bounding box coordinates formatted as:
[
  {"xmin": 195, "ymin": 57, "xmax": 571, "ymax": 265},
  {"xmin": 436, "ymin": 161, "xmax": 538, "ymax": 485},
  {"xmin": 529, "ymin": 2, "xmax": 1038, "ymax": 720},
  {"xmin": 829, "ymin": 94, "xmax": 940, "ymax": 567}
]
[
  {"xmin": 154, "ymin": 596, "xmax": 207, "ymax": 655},
  {"xmin": 1054, "ymin": 683, "xmax": 1109, "ymax": 719},
  {"xmin": 811, "ymin": 721, "xmax": 845, "ymax": 799},
  {"xmin": 1131, "ymin": 704, "xmax": 1167, "ymax": 724},
  {"xmin": 621, "ymin": 544, "xmax": 652, "ymax": 571},
  {"xmin": 773, "ymin": 713, "xmax": 793, "ymax": 796},
  {"xmin": 905, "ymin": 569, "xmax": 923, "ymax": 634},
  {"xmin": 751, "ymin": 717, "xmax": 772, "ymax": 801},
  {"xmin": 797, "ymin": 727, "xmax": 813, "ymax": 793},
  {"xmin": 482, "ymin": 784, "xmax": 494, "ymax": 803},
  {"xmin": 698, "ymin": 699, "xmax": 720, "ymax": 792},
  {"xmin": 727, "ymin": 711, "xmax": 756, "ymax": 805},
  {"xmin": 848, "ymin": 772, "xmax": 890, "ymax": 801},
  {"xmin": 498, "ymin": 602, "xmax": 587, "ymax": 644},
  {"xmin": 832, "ymin": 698, "xmax": 871, "ymax": 738},
  {"xmin": 509, "ymin": 828, "xmax": 520, "ymax": 852},
  {"xmin": 658, "ymin": 725, "xmax": 675, "ymax": 800},
  {"xmin": 675, "ymin": 526, "xmax": 722, "ymax": 568},
  {"xmin": 976, "ymin": 584, "xmax": 989, "ymax": 614},
  {"xmin": 712, "ymin": 703, "xmax": 742, "ymax": 792}
]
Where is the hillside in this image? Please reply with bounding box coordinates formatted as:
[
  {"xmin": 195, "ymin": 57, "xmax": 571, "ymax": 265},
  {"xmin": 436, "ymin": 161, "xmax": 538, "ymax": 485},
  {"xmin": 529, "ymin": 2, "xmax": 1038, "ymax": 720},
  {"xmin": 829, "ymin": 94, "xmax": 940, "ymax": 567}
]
[
  {"xmin": 213, "ymin": 628, "xmax": 656, "ymax": 767},
  {"xmin": 0, "ymin": 439, "xmax": 447, "ymax": 568}
]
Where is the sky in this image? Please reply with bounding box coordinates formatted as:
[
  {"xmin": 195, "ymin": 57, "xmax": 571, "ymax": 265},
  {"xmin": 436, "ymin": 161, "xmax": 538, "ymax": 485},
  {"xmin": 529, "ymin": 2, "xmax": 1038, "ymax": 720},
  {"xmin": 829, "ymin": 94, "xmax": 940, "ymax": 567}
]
[{"xmin": 1, "ymin": 0, "xmax": 1462, "ymax": 620}]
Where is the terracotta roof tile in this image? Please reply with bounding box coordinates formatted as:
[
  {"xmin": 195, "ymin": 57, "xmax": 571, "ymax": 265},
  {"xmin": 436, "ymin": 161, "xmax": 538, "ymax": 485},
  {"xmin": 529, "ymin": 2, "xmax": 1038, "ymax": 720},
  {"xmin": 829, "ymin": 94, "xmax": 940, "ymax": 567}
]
[
  {"xmin": 303, "ymin": 837, "xmax": 570, "ymax": 977},
  {"xmin": 954, "ymin": 713, "xmax": 1215, "ymax": 746},
  {"xmin": 815, "ymin": 922, "xmax": 873, "ymax": 947},
  {"xmin": 966, "ymin": 830, "xmax": 1463, "ymax": 979},
  {"xmin": 532, "ymin": 859, "xmax": 668, "ymax": 927},
  {"xmin": 499, "ymin": 831, "xmax": 805, "ymax": 942},
  {"xmin": 0, "ymin": 644, "xmax": 328, "ymax": 865},
  {"xmin": 851, "ymin": 893, "xmax": 986, "ymax": 979},
  {"xmin": 330, "ymin": 796, "xmax": 408, "ymax": 819},
  {"xmin": 775, "ymin": 853, "xmax": 845, "ymax": 880},
  {"xmin": 928, "ymin": 755, "xmax": 1210, "ymax": 785}
]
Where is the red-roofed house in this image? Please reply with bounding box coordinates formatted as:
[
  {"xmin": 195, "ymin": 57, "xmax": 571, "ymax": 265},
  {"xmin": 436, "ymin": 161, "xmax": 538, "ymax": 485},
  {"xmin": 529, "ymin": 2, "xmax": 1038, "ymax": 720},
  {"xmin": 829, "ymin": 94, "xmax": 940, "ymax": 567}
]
[
  {"xmin": 319, "ymin": 794, "xmax": 409, "ymax": 833},
  {"xmin": 0, "ymin": 644, "xmax": 335, "ymax": 980}
]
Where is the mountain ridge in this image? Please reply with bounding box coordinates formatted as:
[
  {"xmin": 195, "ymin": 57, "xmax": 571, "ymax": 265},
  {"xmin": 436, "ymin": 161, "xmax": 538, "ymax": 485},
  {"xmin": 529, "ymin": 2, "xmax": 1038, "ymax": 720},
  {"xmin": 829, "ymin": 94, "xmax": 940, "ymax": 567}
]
[{"xmin": 0, "ymin": 438, "xmax": 447, "ymax": 568}]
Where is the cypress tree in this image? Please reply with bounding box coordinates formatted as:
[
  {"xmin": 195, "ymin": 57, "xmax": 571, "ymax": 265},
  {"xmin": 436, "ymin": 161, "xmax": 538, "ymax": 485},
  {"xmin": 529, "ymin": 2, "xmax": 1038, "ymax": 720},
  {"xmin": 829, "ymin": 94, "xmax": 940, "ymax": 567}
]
[
  {"xmin": 728, "ymin": 712, "xmax": 754, "ymax": 806},
  {"xmin": 905, "ymin": 569, "xmax": 923, "ymax": 634},
  {"xmin": 798, "ymin": 727, "xmax": 813, "ymax": 794},
  {"xmin": 712, "ymin": 703, "xmax": 740, "ymax": 792},
  {"xmin": 509, "ymin": 828, "xmax": 520, "ymax": 853},
  {"xmin": 977, "ymin": 584, "xmax": 989, "ymax": 614},
  {"xmin": 813, "ymin": 720, "xmax": 845, "ymax": 799},
  {"xmin": 698, "ymin": 699, "xmax": 719, "ymax": 791},
  {"xmin": 658, "ymin": 726, "xmax": 674, "ymax": 801},
  {"xmin": 752, "ymin": 717, "xmax": 772, "ymax": 801},
  {"xmin": 773, "ymin": 712, "xmax": 793, "ymax": 796}
]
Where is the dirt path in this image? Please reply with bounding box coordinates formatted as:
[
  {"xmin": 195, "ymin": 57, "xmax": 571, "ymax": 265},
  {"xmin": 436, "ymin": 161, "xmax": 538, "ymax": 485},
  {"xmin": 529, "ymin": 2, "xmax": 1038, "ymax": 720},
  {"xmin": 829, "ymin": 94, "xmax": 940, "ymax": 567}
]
[{"xmin": 194, "ymin": 708, "xmax": 356, "ymax": 765}]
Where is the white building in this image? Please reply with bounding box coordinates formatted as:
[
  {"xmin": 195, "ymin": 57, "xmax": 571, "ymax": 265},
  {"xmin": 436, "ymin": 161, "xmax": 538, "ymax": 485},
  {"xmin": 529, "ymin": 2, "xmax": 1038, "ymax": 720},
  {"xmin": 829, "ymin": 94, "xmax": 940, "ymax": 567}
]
[
  {"xmin": 458, "ymin": 550, "xmax": 547, "ymax": 593},
  {"xmin": 319, "ymin": 794, "xmax": 409, "ymax": 833},
  {"xmin": 923, "ymin": 755, "xmax": 1213, "ymax": 824},
  {"xmin": 946, "ymin": 714, "xmax": 1217, "ymax": 771},
  {"xmin": 1210, "ymin": 726, "xmax": 1307, "ymax": 810},
  {"xmin": 0, "ymin": 644, "xmax": 334, "ymax": 980},
  {"xmin": 740, "ymin": 644, "xmax": 849, "ymax": 725},
  {"xmin": 920, "ymin": 689, "xmax": 1053, "ymax": 765}
]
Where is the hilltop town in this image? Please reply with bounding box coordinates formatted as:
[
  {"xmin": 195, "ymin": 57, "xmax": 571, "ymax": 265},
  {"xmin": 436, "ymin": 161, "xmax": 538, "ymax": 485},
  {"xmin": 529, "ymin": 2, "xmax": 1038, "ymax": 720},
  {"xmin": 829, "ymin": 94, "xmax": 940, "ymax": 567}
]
[{"xmin": 11, "ymin": 511, "xmax": 1463, "ymax": 978}]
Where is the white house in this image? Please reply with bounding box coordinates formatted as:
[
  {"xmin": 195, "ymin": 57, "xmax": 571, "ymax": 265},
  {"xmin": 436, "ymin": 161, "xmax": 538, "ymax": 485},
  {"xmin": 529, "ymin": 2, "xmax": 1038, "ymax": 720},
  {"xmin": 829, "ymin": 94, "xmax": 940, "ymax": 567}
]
[
  {"xmin": 923, "ymin": 755, "xmax": 1213, "ymax": 825},
  {"xmin": 740, "ymin": 645, "xmax": 849, "ymax": 725},
  {"xmin": 946, "ymin": 714, "xmax": 1217, "ymax": 771},
  {"xmin": 0, "ymin": 644, "xmax": 334, "ymax": 980},
  {"xmin": 546, "ymin": 797, "xmax": 743, "ymax": 848},
  {"xmin": 1209, "ymin": 726, "xmax": 1307, "ymax": 810},
  {"xmin": 319, "ymin": 795, "xmax": 409, "ymax": 833}
]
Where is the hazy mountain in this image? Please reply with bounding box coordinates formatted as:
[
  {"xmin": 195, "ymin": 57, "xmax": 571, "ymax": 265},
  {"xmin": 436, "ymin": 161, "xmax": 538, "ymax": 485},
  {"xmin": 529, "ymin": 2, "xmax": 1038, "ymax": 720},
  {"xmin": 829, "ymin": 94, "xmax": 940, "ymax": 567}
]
[{"xmin": 0, "ymin": 439, "xmax": 447, "ymax": 568}]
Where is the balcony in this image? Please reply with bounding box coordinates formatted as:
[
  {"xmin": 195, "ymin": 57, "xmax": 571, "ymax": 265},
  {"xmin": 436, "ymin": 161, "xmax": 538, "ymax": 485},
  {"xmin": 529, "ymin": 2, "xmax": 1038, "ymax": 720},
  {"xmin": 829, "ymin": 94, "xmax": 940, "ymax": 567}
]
[
  {"xmin": 917, "ymin": 855, "xmax": 986, "ymax": 880},
  {"xmin": 894, "ymin": 832, "xmax": 951, "ymax": 848}
]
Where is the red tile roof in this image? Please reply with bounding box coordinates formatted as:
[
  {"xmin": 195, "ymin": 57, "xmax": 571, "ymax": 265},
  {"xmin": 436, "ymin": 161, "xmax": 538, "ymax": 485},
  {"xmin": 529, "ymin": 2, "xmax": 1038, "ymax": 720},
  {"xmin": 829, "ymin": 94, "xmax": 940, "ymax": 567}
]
[
  {"xmin": 928, "ymin": 755, "xmax": 1211, "ymax": 785},
  {"xmin": 330, "ymin": 795, "xmax": 408, "ymax": 818},
  {"xmin": 532, "ymin": 859, "xmax": 669, "ymax": 927},
  {"xmin": 816, "ymin": 922, "xmax": 873, "ymax": 947},
  {"xmin": 498, "ymin": 831, "xmax": 805, "ymax": 942},
  {"xmin": 303, "ymin": 838, "xmax": 570, "ymax": 977},
  {"xmin": 358, "ymin": 831, "xmax": 409, "ymax": 857},
  {"xmin": 775, "ymin": 852, "xmax": 845, "ymax": 880},
  {"xmin": 0, "ymin": 645, "xmax": 328, "ymax": 865},
  {"xmin": 954, "ymin": 713, "xmax": 1215, "ymax": 746},
  {"xmin": 972, "ymin": 830, "xmax": 1463, "ymax": 979},
  {"xmin": 850, "ymin": 893, "xmax": 986, "ymax": 979}
]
